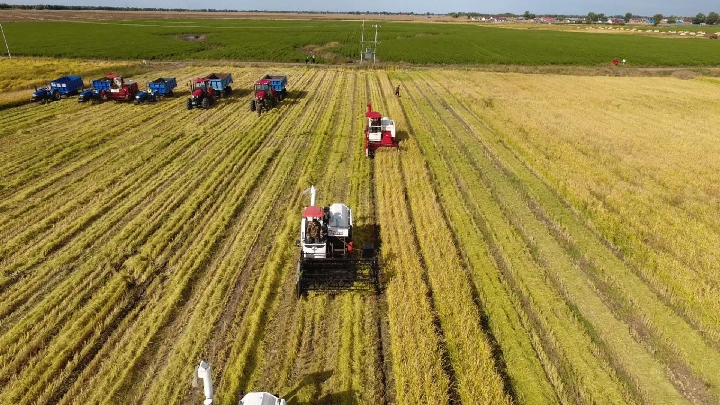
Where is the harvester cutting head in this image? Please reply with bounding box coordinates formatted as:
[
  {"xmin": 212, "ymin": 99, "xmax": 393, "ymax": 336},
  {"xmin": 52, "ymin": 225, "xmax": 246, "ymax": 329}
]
[
  {"xmin": 296, "ymin": 186, "xmax": 378, "ymax": 298},
  {"xmin": 365, "ymin": 103, "xmax": 398, "ymax": 157}
]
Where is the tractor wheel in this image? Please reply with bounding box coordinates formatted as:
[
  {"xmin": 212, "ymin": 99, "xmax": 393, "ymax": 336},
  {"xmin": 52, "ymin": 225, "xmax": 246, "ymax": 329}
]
[
  {"xmin": 134, "ymin": 99, "xmax": 139, "ymax": 105},
  {"xmin": 282, "ymin": 88, "xmax": 287, "ymax": 99},
  {"xmin": 53, "ymin": 91, "xmax": 61, "ymax": 101},
  {"xmin": 101, "ymin": 92, "xmax": 108, "ymax": 101},
  {"xmin": 186, "ymin": 98, "xmax": 193, "ymax": 110},
  {"xmin": 225, "ymin": 86, "xmax": 232, "ymax": 96},
  {"xmin": 250, "ymin": 100, "xmax": 256, "ymax": 111},
  {"xmin": 201, "ymin": 97, "xmax": 210, "ymax": 109},
  {"xmin": 167, "ymin": 91, "xmax": 174, "ymax": 98}
]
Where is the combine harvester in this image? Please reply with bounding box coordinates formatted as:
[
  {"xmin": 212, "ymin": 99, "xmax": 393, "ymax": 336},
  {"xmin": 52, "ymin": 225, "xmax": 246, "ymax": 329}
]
[
  {"xmin": 296, "ymin": 186, "xmax": 378, "ymax": 298},
  {"xmin": 193, "ymin": 360, "xmax": 287, "ymax": 405},
  {"xmin": 187, "ymin": 73, "xmax": 233, "ymax": 110},
  {"xmin": 134, "ymin": 77, "xmax": 177, "ymax": 104},
  {"xmin": 92, "ymin": 74, "xmax": 139, "ymax": 102},
  {"xmin": 30, "ymin": 76, "xmax": 84, "ymax": 103},
  {"xmin": 364, "ymin": 104, "xmax": 399, "ymax": 157},
  {"xmin": 250, "ymin": 74, "xmax": 288, "ymax": 116}
]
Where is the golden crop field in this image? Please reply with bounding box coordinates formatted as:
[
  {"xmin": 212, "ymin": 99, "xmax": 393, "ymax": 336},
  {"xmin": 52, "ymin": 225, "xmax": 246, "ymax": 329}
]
[{"xmin": 1, "ymin": 59, "xmax": 720, "ymax": 405}]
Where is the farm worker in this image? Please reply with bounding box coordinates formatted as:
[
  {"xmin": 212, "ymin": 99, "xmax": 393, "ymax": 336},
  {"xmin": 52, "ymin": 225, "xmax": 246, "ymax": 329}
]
[
  {"xmin": 306, "ymin": 56, "xmax": 309, "ymax": 64},
  {"xmin": 622, "ymin": 59, "xmax": 626, "ymax": 65},
  {"xmin": 612, "ymin": 58, "xmax": 619, "ymax": 66},
  {"xmin": 307, "ymin": 219, "xmax": 321, "ymax": 243},
  {"xmin": 395, "ymin": 85, "xmax": 401, "ymax": 97},
  {"xmin": 312, "ymin": 55, "xmax": 316, "ymax": 63}
]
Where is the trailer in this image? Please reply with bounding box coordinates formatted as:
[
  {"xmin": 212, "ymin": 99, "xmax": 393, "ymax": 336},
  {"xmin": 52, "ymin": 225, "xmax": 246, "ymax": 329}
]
[
  {"xmin": 93, "ymin": 74, "xmax": 139, "ymax": 102},
  {"xmin": 31, "ymin": 76, "xmax": 84, "ymax": 103},
  {"xmin": 251, "ymin": 74, "xmax": 288, "ymax": 115},
  {"xmin": 187, "ymin": 73, "xmax": 233, "ymax": 110},
  {"xmin": 135, "ymin": 77, "xmax": 177, "ymax": 104}
]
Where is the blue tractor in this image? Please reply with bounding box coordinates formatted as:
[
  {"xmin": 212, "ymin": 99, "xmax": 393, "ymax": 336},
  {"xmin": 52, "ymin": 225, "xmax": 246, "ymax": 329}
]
[
  {"xmin": 135, "ymin": 77, "xmax": 177, "ymax": 105},
  {"xmin": 78, "ymin": 88, "xmax": 101, "ymax": 103},
  {"xmin": 31, "ymin": 76, "xmax": 84, "ymax": 103}
]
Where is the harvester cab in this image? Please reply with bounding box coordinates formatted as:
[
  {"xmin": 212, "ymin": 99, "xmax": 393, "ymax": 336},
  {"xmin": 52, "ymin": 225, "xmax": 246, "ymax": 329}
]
[
  {"xmin": 296, "ymin": 186, "xmax": 378, "ymax": 298},
  {"xmin": 193, "ymin": 360, "xmax": 287, "ymax": 405},
  {"xmin": 364, "ymin": 104, "xmax": 398, "ymax": 157}
]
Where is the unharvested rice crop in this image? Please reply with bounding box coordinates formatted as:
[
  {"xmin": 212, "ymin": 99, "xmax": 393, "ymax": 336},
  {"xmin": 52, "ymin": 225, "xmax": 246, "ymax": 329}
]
[{"xmin": 1, "ymin": 59, "xmax": 719, "ymax": 404}]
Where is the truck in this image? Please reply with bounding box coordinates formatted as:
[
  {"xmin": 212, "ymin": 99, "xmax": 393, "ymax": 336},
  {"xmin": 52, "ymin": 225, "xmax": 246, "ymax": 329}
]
[
  {"xmin": 187, "ymin": 73, "xmax": 233, "ymax": 110},
  {"xmin": 31, "ymin": 76, "xmax": 84, "ymax": 103},
  {"xmin": 93, "ymin": 74, "xmax": 139, "ymax": 102},
  {"xmin": 250, "ymin": 74, "xmax": 288, "ymax": 116},
  {"xmin": 135, "ymin": 77, "xmax": 177, "ymax": 104}
]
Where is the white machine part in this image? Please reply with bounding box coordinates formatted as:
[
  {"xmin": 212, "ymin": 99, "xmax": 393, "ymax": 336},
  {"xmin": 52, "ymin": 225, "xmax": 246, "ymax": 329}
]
[
  {"xmin": 382, "ymin": 117, "xmax": 396, "ymax": 140},
  {"xmin": 193, "ymin": 360, "xmax": 214, "ymax": 405},
  {"xmin": 327, "ymin": 203, "xmax": 352, "ymax": 237},
  {"xmin": 239, "ymin": 392, "xmax": 287, "ymax": 405}
]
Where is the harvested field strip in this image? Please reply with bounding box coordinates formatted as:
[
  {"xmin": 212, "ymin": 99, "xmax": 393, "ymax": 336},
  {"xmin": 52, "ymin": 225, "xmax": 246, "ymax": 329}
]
[
  {"xmin": 390, "ymin": 71, "xmax": 558, "ymax": 404},
  {"xmin": 425, "ymin": 70, "xmax": 720, "ymax": 402},
  {"xmin": 71, "ymin": 69, "xmax": 327, "ymax": 404}
]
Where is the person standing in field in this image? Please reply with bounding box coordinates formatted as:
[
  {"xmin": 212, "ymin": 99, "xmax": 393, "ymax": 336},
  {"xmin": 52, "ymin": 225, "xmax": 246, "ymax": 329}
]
[
  {"xmin": 395, "ymin": 85, "xmax": 401, "ymax": 97},
  {"xmin": 306, "ymin": 56, "xmax": 309, "ymax": 64},
  {"xmin": 312, "ymin": 54, "xmax": 316, "ymax": 64}
]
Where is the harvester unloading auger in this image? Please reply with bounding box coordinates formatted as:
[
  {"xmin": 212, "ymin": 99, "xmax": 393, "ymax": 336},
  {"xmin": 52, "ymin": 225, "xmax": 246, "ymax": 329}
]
[{"xmin": 296, "ymin": 186, "xmax": 379, "ymax": 298}]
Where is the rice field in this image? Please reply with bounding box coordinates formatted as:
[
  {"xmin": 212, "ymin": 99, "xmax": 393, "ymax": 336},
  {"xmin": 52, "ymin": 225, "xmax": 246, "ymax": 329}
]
[{"xmin": 1, "ymin": 60, "xmax": 719, "ymax": 404}]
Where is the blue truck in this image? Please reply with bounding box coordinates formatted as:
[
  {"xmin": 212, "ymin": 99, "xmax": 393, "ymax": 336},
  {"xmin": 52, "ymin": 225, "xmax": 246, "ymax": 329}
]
[
  {"xmin": 135, "ymin": 77, "xmax": 177, "ymax": 104},
  {"xmin": 31, "ymin": 76, "xmax": 84, "ymax": 103},
  {"xmin": 187, "ymin": 73, "xmax": 233, "ymax": 110},
  {"xmin": 251, "ymin": 74, "xmax": 288, "ymax": 115}
]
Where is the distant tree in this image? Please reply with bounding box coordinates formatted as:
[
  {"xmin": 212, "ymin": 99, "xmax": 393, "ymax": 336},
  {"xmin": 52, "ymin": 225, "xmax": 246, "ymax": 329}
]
[
  {"xmin": 653, "ymin": 13, "xmax": 663, "ymax": 26},
  {"xmin": 588, "ymin": 12, "xmax": 597, "ymax": 22},
  {"xmin": 693, "ymin": 13, "xmax": 706, "ymax": 24},
  {"xmin": 523, "ymin": 10, "xmax": 536, "ymax": 19},
  {"xmin": 667, "ymin": 18, "xmax": 677, "ymax": 24},
  {"xmin": 597, "ymin": 13, "xmax": 606, "ymax": 22},
  {"xmin": 625, "ymin": 12, "xmax": 633, "ymax": 22},
  {"xmin": 707, "ymin": 12, "xmax": 719, "ymax": 25}
]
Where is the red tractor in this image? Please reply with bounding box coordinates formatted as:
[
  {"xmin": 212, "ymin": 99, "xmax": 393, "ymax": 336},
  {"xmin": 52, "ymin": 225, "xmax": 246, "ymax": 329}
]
[
  {"xmin": 364, "ymin": 104, "xmax": 399, "ymax": 157},
  {"xmin": 250, "ymin": 74, "xmax": 288, "ymax": 116},
  {"xmin": 187, "ymin": 73, "xmax": 233, "ymax": 110}
]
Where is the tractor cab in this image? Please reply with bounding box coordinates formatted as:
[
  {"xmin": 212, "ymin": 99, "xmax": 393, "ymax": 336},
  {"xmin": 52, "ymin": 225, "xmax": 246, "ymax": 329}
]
[{"xmin": 255, "ymin": 79, "xmax": 273, "ymax": 97}]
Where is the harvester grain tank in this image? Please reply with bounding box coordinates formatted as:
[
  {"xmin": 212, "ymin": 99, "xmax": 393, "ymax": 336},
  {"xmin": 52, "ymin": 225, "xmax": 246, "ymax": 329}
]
[
  {"xmin": 250, "ymin": 74, "xmax": 287, "ymax": 116},
  {"xmin": 193, "ymin": 360, "xmax": 287, "ymax": 405},
  {"xmin": 93, "ymin": 74, "xmax": 139, "ymax": 102},
  {"xmin": 135, "ymin": 77, "xmax": 177, "ymax": 104},
  {"xmin": 364, "ymin": 103, "xmax": 398, "ymax": 157},
  {"xmin": 31, "ymin": 76, "xmax": 84, "ymax": 103},
  {"xmin": 187, "ymin": 73, "xmax": 233, "ymax": 110},
  {"xmin": 296, "ymin": 186, "xmax": 378, "ymax": 298}
]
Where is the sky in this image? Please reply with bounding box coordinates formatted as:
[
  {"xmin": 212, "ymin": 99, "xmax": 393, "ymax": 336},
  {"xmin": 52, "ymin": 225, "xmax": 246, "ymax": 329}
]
[{"xmin": 9, "ymin": 0, "xmax": 719, "ymax": 16}]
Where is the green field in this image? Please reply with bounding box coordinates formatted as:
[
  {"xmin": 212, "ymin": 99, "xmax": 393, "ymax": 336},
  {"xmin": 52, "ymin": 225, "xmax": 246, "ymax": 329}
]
[{"xmin": 2, "ymin": 18, "xmax": 720, "ymax": 65}]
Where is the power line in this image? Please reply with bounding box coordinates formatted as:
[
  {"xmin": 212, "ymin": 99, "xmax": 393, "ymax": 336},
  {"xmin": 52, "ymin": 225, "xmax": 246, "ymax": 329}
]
[{"xmin": 0, "ymin": 23, "xmax": 11, "ymax": 59}]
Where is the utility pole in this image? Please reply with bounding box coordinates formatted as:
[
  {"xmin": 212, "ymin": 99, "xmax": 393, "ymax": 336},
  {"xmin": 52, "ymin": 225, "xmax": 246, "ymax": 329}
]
[
  {"xmin": 359, "ymin": 20, "xmax": 380, "ymax": 64},
  {"xmin": 0, "ymin": 23, "xmax": 10, "ymax": 59}
]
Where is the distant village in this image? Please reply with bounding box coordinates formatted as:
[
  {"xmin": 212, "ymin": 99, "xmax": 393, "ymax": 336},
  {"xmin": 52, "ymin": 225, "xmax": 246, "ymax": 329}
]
[{"xmin": 464, "ymin": 15, "xmax": 705, "ymax": 26}]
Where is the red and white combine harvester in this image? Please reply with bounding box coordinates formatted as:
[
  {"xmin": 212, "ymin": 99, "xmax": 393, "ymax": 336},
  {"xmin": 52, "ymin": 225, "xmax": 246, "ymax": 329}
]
[
  {"xmin": 296, "ymin": 186, "xmax": 378, "ymax": 298},
  {"xmin": 364, "ymin": 103, "xmax": 398, "ymax": 157},
  {"xmin": 193, "ymin": 360, "xmax": 287, "ymax": 405}
]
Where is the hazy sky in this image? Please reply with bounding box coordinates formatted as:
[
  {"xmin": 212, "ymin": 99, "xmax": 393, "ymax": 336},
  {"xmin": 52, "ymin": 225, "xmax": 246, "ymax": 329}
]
[{"xmin": 10, "ymin": 0, "xmax": 718, "ymax": 16}]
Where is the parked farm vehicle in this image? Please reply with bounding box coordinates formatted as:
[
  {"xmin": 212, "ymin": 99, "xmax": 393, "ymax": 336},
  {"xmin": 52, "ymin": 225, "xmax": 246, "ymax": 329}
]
[
  {"xmin": 135, "ymin": 77, "xmax": 177, "ymax": 104},
  {"xmin": 364, "ymin": 103, "xmax": 399, "ymax": 157},
  {"xmin": 250, "ymin": 74, "xmax": 288, "ymax": 116},
  {"xmin": 187, "ymin": 73, "xmax": 233, "ymax": 110},
  {"xmin": 296, "ymin": 186, "xmax": 378, "ymax": 298},
  {"xmin": 194, "ymin": 360, "xmax": 287, "ymax": 405},
  {"xmin": 93, "ymin": 74, "xmax": 139, "ymax": 102},
  {"xmin": 31, "ymin": 76, "xmax": 84, "ymax": 103},
  {"xmin": 78, "ymin": 88, "xmax": 101, "ymax": 103}
]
